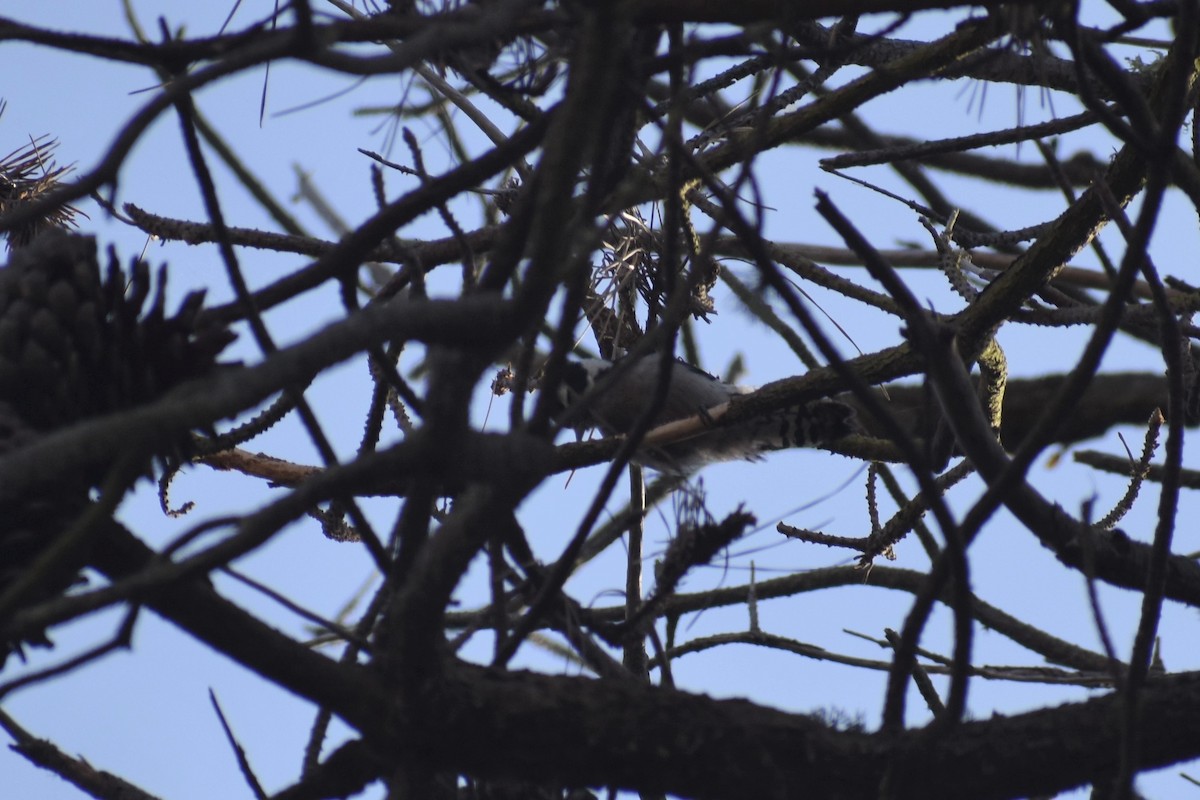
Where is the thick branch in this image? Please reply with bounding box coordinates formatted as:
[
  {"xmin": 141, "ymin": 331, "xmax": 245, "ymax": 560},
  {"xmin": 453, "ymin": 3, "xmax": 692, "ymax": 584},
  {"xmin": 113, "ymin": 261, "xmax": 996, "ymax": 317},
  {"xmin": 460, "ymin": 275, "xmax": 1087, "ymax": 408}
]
[
  {"xmin": 78, "ymin": 521, "xmax": 1200, "ymax": 800},
  {"xmin": 848, "ymin": 371, "xmax": 1174, "ymax": 449},
  {"xmin": 423, "ymin": 661, "xmax": 1200, "ymax": 800}
]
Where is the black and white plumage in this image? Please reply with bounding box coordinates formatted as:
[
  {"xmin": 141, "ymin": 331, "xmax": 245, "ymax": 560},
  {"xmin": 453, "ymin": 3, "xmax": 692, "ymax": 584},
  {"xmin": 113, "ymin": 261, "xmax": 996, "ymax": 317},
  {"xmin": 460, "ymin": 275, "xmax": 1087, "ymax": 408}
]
[{"xmin": 550, "ymin": 355, "xmax": 856, "ymax": 474}]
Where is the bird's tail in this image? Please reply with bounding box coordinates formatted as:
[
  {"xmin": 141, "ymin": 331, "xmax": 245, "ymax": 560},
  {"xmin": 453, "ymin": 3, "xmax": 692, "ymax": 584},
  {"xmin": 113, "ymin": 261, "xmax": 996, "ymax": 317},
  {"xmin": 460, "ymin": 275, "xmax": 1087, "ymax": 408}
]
[
  {"xmin": 760, "ymin": 399, "xmax": 858, "ymax": 451},
  {"xmin": 646, "ymin": 398, "xmax": 858, "ymax": 473}
]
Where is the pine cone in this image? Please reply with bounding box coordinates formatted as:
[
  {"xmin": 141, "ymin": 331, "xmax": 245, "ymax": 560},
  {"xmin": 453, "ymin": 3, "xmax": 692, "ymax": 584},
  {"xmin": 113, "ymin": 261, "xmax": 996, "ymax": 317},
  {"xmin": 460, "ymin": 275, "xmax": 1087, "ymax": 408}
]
[
  {"xmin": 0, "ymin": 232, "xmax": 235, "ymax": 666},
  {"xmin": 0, "ymin": 231, "xmax": 235, "ymax": 436}
]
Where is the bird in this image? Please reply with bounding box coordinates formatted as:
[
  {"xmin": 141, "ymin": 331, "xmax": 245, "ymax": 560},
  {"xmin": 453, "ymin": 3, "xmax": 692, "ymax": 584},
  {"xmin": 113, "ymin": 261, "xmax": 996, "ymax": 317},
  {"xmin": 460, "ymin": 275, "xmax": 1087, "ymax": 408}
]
[{"xmin": 548, "ymin": 354, "xmax": 856, "ymax": 474}]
